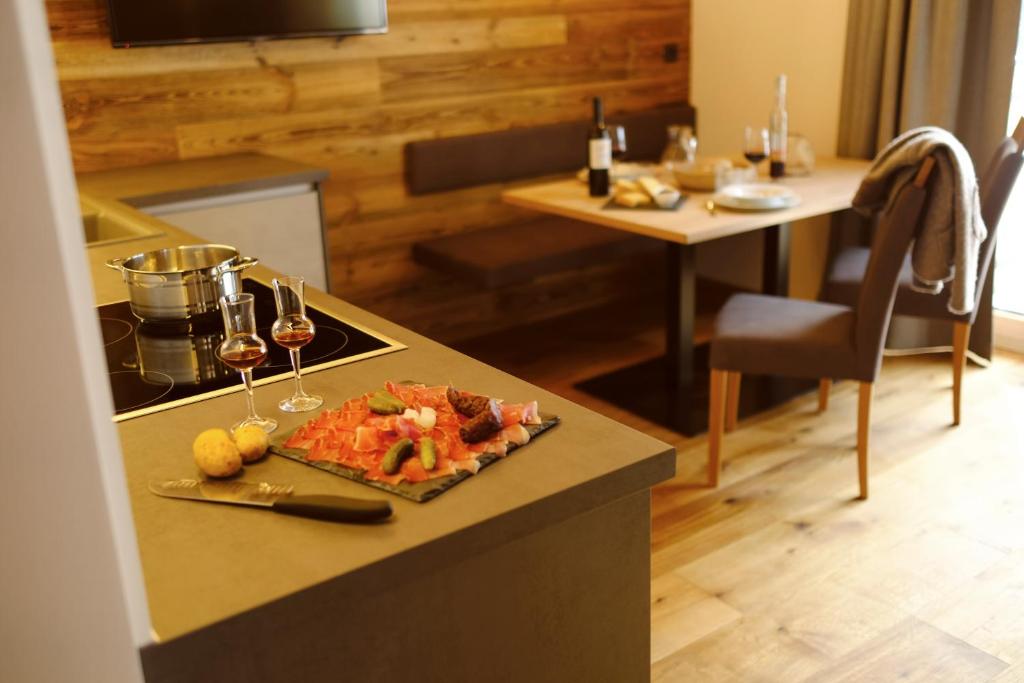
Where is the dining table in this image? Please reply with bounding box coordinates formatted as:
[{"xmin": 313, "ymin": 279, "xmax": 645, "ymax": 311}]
[{"xmin": 502, "ymin": 157, "xmax": 873, "ymax": 435}]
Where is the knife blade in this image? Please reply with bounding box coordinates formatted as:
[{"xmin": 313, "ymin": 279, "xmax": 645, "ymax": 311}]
[{"xmin": 149, "ymin": 479, "xmax": 392, "ymax": 524}]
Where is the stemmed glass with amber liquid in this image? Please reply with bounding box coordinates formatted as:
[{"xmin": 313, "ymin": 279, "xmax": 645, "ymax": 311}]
[
  {"xmin": 271, "ymin": 276, "xmax": 323, "ymax": 412},
  {"xmin": 217, "ymin": 293, "xmax": 278, "ymax": 434}
]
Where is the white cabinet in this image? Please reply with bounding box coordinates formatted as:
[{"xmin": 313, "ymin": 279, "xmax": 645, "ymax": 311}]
[{"xmin": 143, "ymin": 183, "xmax": 329, "ymax": 291}]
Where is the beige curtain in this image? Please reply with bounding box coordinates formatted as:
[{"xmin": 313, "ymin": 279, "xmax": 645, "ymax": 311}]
[{"xmin": 835, "ymin": 0, "xmax": 1021, "ymax": 359}]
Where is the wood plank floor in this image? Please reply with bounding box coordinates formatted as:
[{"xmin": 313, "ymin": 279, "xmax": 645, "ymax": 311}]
[{"xmin": 456, "ymin": 301, "xmax": 1024, "ymax": 682}]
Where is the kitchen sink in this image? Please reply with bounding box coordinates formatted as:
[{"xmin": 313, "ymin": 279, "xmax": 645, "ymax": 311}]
[{"xmin": 81, "ymin": 203, "xmax": 163, "ymax": 247}]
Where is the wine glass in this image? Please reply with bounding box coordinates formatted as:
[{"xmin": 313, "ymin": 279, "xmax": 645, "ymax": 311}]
[
  {"xmin": 609, "ymin": 125, "xmax": 628, "ymax": 163},
  {"xmin": 271, "ymin": 276, "xmax": 323, "ymax": 413},
  {"xmin": 744, "ymin": 126, "xmax": 770, "ymax": 168},
  {"xmin": 217, "ymin": 293, "xmax": 277, "ymax": 434}
]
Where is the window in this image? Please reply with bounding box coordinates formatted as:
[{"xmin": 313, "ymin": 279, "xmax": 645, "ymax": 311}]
[{"xmin": 993, "ymin": 11, "xmax": 1024, "ymax": 315}]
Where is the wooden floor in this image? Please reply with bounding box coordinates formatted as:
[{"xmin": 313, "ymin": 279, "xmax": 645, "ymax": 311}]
[{"xmin": 456, "ymin": 302, "xmax": 1024, "ymax": 682}]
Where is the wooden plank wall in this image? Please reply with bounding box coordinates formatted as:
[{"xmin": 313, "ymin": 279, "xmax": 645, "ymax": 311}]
[{"xmin": 46, "ymin": 0, "xmax": 690, "ymax": 342}]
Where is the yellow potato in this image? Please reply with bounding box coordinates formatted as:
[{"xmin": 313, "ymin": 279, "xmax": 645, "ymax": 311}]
[
  {"xmin": 233, "ymin": 425, "xmax": 269, "ymax": 463},
  {"xmin": 192, "ymin": 428, "xmax": 242, "ymax": 478}
]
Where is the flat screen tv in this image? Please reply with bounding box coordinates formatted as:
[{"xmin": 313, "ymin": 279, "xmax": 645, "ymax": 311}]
[{"xmin": 107, "ymin": 0, "xmax": 388, "ymax": 47}]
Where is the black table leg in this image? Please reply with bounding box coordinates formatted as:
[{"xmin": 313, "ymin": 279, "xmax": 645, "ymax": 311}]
[
  {"xmin": 576, "ymin": 225, "xmax": 812, "ymax": 437},
  {"xmin": 666, "ymin": 243, "xmax": 698, "ymax": 433},
  {"xmin": 762, "ymin": 223, "xmax": 791, "ymax": 296},
  {"xmin": 666, "ymin": 243, "xmax": 697, "ymax": 389}
]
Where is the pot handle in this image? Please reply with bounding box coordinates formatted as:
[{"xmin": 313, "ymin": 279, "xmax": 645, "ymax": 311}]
[
  {"xmin": 217, "ymin": 256, "xmax": 259, "ymax": 274},
  {"xmin": 105, "ymin": 256, "xmax": 128, "ymax": 272}
]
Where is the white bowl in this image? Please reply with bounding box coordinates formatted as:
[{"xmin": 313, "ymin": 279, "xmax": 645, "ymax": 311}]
[{"xmin": 671, "ymin": 158, "xmax": 733, "ymax": 191}]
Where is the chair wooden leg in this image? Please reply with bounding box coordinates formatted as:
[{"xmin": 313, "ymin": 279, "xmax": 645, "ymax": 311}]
[
  {"xmin": 708, "ymin": 369, "xmax": 727, "ymax": 487},
  {"xmin": 725, "ymin": 372, "xmax": 741, "ymax": 432},
  {"xmin": 857, "ymin": 382, "xmax": 872, "ymax": 500},
  {"xmin": 952, "ymin": 322, "xmax": 970, "ymax": 426},
  {"xmin": 818, "ymin": 378, "xmax": 832, "ymax": 412}
]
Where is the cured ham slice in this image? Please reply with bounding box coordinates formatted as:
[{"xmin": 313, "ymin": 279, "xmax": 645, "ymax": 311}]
[
  {"xmin": 484, "ymin": 441, "xmax": 508, "ymax": 458},
  {"xmin": 353, "ymin": 426, "xmax": 379, "ymax": 452},
  {"xmin": 500, "ymin": 401, "xmax": 541, "ymax": 427},
  {"xmin": 501, "ymin": 423, "xmax": 531, "ymax": 446},
  {"xmin": 283, "ymin": 383, "xmax": 543, "ymax": 485},
  {"xmin": 396, "ymin": 418, "xmax": 422, "ymax": 441},
  {"xmin": 453, "ymin": 459, "xmax": 481, "ymax": 475}
]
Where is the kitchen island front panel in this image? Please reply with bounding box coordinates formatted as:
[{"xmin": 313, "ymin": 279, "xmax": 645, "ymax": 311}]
[{"xmin": 139, "ymin": 491, "xmax": 652, "ymax": 683}]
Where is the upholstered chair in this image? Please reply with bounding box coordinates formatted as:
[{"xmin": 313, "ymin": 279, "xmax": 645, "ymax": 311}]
[
  {"xmin": 707, "ymin": 157, "xmax": 936, "ymax": 500},
  {"xmin": 823, "ymin": 120, "xmax": 1024, "ymax": 425}
]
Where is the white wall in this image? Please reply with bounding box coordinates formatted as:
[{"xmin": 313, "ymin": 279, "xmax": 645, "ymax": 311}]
[
  {"xmin": 691, "ymin": 0, "xmax": 850, "ymax": 298},
  {"xmin": 0, "ymin": 1, "xmax": 148, "ymax": 681}
]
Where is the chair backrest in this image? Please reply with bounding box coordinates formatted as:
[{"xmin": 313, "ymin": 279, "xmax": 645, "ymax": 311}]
[
  {"xmin": 967, "ymin": 117, "xmax": 1024, "ymax": 322},
  {"xmin": 854, "ymin": 157, "xmax": 935, "ymax": 380}
]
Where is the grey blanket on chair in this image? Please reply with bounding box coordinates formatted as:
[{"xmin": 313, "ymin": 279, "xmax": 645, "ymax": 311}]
[{"xmin": 851, "ymin": 126, "xmax": 985, "ymax": 315}]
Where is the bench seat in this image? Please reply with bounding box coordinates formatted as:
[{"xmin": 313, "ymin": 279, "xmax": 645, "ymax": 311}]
[{"xmin": 407, "ymin": 103, "xmax": 695, "ymax": 288}]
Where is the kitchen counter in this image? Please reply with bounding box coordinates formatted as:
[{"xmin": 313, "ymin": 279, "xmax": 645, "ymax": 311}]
[
  {"xmin": 83, "ymin": 164, "xmax": 676, "ymax": 682},
  {"xmin": 80, "ymin": 153, "xmax": 333, "ymax": 289},
  {"xmin": 77, "ymin": 153, "xmax": 329, "ymax": 209}
]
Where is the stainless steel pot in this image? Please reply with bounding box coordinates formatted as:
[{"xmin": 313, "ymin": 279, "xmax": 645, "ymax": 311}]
[
  {"xmin": 134, "ymin": 323, "xmax": 235, "ymax": 386},
  {"xmin": 106, "ymin": 244, "xmax": 257, "ymax": 321}
]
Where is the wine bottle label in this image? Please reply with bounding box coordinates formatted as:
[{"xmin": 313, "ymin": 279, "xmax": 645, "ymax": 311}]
[{"xmin": 589, "ymin": 139, "xmax": 612, "ymax": 170}]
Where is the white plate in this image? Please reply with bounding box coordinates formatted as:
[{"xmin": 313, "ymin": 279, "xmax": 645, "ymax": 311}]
[{"xmin": 713, "ymin": 183, "xmax": 800, "ymax": 210}]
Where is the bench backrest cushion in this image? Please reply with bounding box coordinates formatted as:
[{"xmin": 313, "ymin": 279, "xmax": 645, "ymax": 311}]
[{"xmin": 405, "ymin": 103, "xmax": 696, "ymax": 195}]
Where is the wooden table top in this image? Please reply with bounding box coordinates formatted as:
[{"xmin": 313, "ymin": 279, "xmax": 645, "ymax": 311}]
[{"xmin": 502, "ymin": 157, "xmax": 872, "ymax": 245}]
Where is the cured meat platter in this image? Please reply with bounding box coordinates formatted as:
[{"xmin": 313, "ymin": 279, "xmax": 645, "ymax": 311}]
[{"xmin": 269, "ymin": 381, "xmax": 560, "ymax": 502}]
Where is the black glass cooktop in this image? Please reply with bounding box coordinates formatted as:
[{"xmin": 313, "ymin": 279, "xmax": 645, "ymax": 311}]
[{"xmin": 99, "ymin": 279, "xmax": 404, "ymax": 421}]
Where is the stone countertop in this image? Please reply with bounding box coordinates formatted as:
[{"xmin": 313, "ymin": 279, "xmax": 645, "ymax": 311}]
[
  {"xmin": 85, "ymin": 156, "xmax": 675, "ymax": 644},
  {"xmin": 77, "ymin": 153, "xmax": 329, "ymax": 208}
]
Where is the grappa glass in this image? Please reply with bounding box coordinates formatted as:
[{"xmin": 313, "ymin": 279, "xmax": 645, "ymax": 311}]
[
  {"xmin": 271, "ymin": 276, "xmax": 323, "ymax": 413},
  {"xmin": 217, "ymin": 293, "xmax": 277, "ymax": 434}
]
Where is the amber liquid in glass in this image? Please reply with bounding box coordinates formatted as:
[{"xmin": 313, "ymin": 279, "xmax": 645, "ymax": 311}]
[
  {"xmin": 218, "ymin": 345, "xmax": 267, "ymax": 370},
  {"xmin": 272, "ymin": 327, "xmax": 314, "ymax": 350}
]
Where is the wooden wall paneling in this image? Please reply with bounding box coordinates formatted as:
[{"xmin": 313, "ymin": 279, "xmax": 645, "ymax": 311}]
[
  {"xmin": 51, "ymin": 15, "xmax": 570, "ymax": 80},
  {"xmin": 328, "ymin": 187, "xmax": 532, "ymax": 255},
  {"xmin": 387, "ymin": 0, "xmax": 687, "ymax": 22},
  {"xmin": 61, "ymin": 61, "xmax": 381, "ymax": 122},
  {"xmin": 567, "ymin": 8, "xmax": 690, "ymax": 44},
  {"xmin": 174, "ymin": 76, "xmax": 686, "ymax": 160},
  {"xmin": 47, "ymin": 0, "xmax": 690, "ymax": 342},
  {"xmin": 379, "ymin": 45, "xmax": 629, "ymax": 103}
]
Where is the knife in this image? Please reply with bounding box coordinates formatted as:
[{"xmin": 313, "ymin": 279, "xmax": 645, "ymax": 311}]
[{"xmin": 149, "ymin": 479, "xmax": 393, "ymax": 524}]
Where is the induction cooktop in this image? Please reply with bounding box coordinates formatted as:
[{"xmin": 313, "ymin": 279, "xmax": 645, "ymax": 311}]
[{"xmin": 98, "ymin": 279, "xmax": 405, "ymax": 421}]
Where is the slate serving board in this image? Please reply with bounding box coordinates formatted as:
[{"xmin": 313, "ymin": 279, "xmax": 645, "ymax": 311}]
[{"xmin": 270, "ymin": 412, "xmax": 560, "ymax": 503}]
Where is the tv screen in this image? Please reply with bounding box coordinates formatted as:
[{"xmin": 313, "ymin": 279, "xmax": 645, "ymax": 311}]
[{"xmin": 107, "ymin": 0, "xmax": 388, "ymax": 47}]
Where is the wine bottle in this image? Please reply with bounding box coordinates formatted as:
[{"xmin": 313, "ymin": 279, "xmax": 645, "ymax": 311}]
[
  {"xmin": 588, "ymin": 97, "xmax": 611, "ymax": 197},
  {"xmin": 769, "ymin": 75, "xmax": 788, "ymax": 179}
]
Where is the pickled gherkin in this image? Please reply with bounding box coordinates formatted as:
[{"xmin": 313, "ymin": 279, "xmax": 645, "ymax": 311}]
[
  {"xmin": 368, "ymin": 390, "xmax": 406, "ymax": 415},
  {"xmin": 419, "ymin": 437, "xmax": 437, "ymax": 471},
  {"xmin": 381, "ymin": 438, "xmax": 414, "ymax": 474}
]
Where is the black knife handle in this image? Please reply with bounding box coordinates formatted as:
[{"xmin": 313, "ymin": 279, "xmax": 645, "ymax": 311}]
[{"xmin": 271, "ymin": 495, "xmax": 392, "ymax": 523}]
